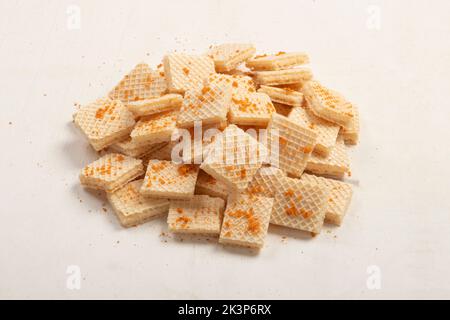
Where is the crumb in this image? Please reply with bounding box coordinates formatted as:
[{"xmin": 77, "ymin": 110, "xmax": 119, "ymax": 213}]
[
  {"xmin": 79, "ymin": 199, "xmax": 82, "ymax": 203},
  {"xmin": 8, "ymin": 122, "xmax": 12, "ymax": 125},
  {"xmin": 116, "ymin": 240, "xmax": 120, "ymax": 244},
  {"xmin": 102, "ymin": 207, "xmax": 107, "ymax": 213},
  {"xmin": 43, "ymin": 93, "xmax": 47, "ymax": 97}
]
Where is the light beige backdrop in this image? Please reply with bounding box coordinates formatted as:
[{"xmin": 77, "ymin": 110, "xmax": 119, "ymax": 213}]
[{"xmin": 0, "ymin": 0, "xmax": 449, "ymax": 299}]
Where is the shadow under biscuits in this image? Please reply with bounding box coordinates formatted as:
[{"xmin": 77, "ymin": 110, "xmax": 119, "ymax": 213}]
[
  {"xmin": 219, "ymin": 243, "xmax": 260, "ymax": 257},
  {"xmin": 268, "ymin": 224, "xmax": 316, "ymax": 241},
  {"xmin": 72, "ymin": 183, "xmax": 127, "ymax": 231},
  {"xmin": 61, "ymin": 120, "xmax": 99, "ymax": 169},
  {"xmin": 72, "ymin": 183, "xmax": 108, "ymax": 209}
]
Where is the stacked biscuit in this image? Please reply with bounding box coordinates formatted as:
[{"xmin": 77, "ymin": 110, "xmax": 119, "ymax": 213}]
[{"xmin": 74, "ymin": 43, "xmax": 359, "ymax": 250}]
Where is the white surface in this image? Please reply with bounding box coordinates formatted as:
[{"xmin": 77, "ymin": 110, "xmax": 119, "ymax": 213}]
[{"xmin": 1, "ymin": 0, "xmax": 450, "ymax": 299}]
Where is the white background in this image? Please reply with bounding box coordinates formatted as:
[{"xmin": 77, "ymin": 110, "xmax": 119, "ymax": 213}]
[{"xmin": 1, "ymin": 0, "xmax": 449, "ymax": 299}]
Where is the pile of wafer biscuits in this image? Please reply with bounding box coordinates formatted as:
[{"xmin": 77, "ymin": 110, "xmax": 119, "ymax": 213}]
[{"xmin": 74, "ymin": 43, "xmax": 359, "ymax": 250}]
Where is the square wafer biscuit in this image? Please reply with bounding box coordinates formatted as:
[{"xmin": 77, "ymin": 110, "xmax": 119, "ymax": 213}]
[
  {"xmin": 208, "ymin": 73, "xmax": 257, "ymax": 97},
  {"xmin": 127, "ymin": 94, "xmax": 183, "ymax": 117},
  {"xmin": 267, "ymin": 113, "xmax": 318, "ymax": 177},
  {"xmin": 340, "ymin": 102, "xmax": 360, "ymax": 145},
  {"xmin": 219, "ymin": 194, "xmax": 274, "ymax": 249},
  {"xmin": 246, "ymin": 52, "xmax": 310, "ymax": 71},
  {"xmin": 107, "ymin": 179, "xmax": 170, "ymax": 227},
  {"xmin": 229, "ymin": 92, "xmax": 276, "ymax": 126},
  {"xmin": 108, "ymin": 63, "xmax": 167, "ymax": 104},
  {"xmin": 130, "ymin": 111, "xmax": 178, "ymax": 145},
  {"xmin": 177, "ymin": 80, "xmax": 232, "ymax": 128},
  {"xmin": 181, "ymin": 137, "xmax": 216, "ymax": 165},
  {"xmin": 110, "ymin": 138, "xmax": 167, "ymax": 158},
  {"xmin": 79, "ymin": 153, "xmax": 144, "ymax": 193},
  {"xmin": 276, "ymin": 83, "xmax": 304, "ymax": 91},
  {"xmin": 271, "ymin": 176, "xmax": 329, "ymax": 234},
  {"xmin": 74, "ymin": 98, "xmax": 136, "ymax": 151},
  {"xmin": 257, "ymin": 85, "xmax": 304, "ymax": 108},
  {"xmin": 195, "ymin": 170, "xmax": 229, "ymax": 200},
  {"xmin": 288, "ymin": 106, "xmax": 340, "ymax": 156},
  {"xmin": 167, "ymin": 195, "xmax": 225, "ymax": 234},
  {"xmin": 300, "ymin": 174, "xmax": 353, "ymax": 226},
  {"xmin": 252, "ymin": 68, "xmax": 313, "ymax": 86},
  {"xmin": 303, "ymin": 81, "xmax": 354, "ymax": 127},
  {"xmin": 208, "ymin": 43, "xmax": 256, "ymax": 72},
  {"xmin": 140, "ymin": 160, "xmax": 199, "ymax": 199},
  {"xmin": 245, "ymin": 166, "xmax": 285, "ymax": 198},
  {"xmin": 306, "ymin": 137, "xmax": 350, "ymax": 179},
  {"xmin": 163, "ymin": 54, "xmax": 215, "ymax": 93},
  {"xmin": 200, "ymin": 125, "xmax": 267, "ymax": 191}
]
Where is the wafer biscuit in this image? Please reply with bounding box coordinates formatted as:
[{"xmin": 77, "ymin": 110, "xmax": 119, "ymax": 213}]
[
  {"xmin": 257, "ymin": 85, "xmax": 304, "ymax": 108},
  {"xmin": 182, "ymin": 137, "xmax": 216, "ymax": 164},
  {"xmin": 140, "ymin": 160, "xmax": 199, "ymax": 199},
  {"xmin": 267, "ymin": 113, "xmax": 318, "ymax": 177},
  {"xmin": 303, "ymin": 81, "xmax": 354, "ymax": 127},
  {"xmin": 253, "ymin": 68, "xmax": 313, "ymax": 86},
  {"xmin": 107, "ymin": 179, "xmax": 170, "ymax": 227},
  {"xmin": 177, "ymin": 80, "xmax": 231, "ymax": 128},
  {"xmin": 110, "ymin": 138, "xmax": 167, "ymax": 158},
  {"xmin": 127, "ymin": 94, "xmax": 183, "ymax": 117},
  {"xmin": 219, "ymin": 194, "xmax": 274, "ymax": 249},
  {"xmin": 271, "ymin": 176, "xmax": 329, "ymax": 234},
  {"xmin": 288, "ymin": 105, "xmax": 340, "ymax": 156},
  {"xmin": 208, "ymin": 73, "xmax": 256, "ymax": 97},
  {"xmin": 276, "ymin": 83, "xmax": 304, "ymax": 91},
  {"xmin": 229, "ymin": 92, "xmax": 276, "ymax": 126},
  {"xmin": 208, "ymin": 43, "xmax": 256, "ymax": 72},
  {"xmin": 163, "ymin": 54, "xmax": 215, "ymax": 93},
  {"xmin": 74, "ymin": 98, "xmax": 136, "ymax": 151},
  {"xmin": 130, "ymin": 111, "xmax": 178, "ymax": 145},
  {"xmin": 306, "ymin": 137, "xmax": 350, "ymax": 178},
  {"xmin": 340, "ymin": 103, "xmax": 360, "ymax": 145},
  {"xmin": 79, "ymin": 153, "xmax": 144, "ymax": 193},
  {"xmin": 167, "ymin": 195, "xmax": 225, "ymax": 234},
  {"xmin": 200, "ymin": 125, "xmax": 267, "ymax": 191},
  {"xmin": 195, "ymin": 170, "xmax": 229, "ymax": 200},
  {"xmin": 245, "ymin": 166, "xmax": 285, "ymax": 198},
  {"xmin": 246, "ymin": 52, "xmax": 309, "ymax": 71},
  {"xmin": 109, "ymin": 63, "xmax": 167, "ymax": 104},
  {"xmin": 300, "ymin": 174, "xmax": 352, "ymax": 226}
]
